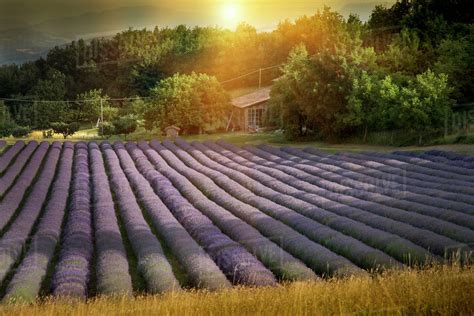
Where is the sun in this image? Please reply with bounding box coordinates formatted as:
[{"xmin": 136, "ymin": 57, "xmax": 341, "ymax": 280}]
[{"xmin": 222, "ymin": 4, "xmax": 239, "ymax": 21}]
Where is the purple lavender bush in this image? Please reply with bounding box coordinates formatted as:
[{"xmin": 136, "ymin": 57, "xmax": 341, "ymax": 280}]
[
  {"xmin": 52, "ymin": 142, "xmax": 93, "ymax": 299},
  {"xmin": 426, "ymin": 150, "xmax": 474, "ymax": 163},
  {"xmin": 404, "ymin": 151, "xmax": 474, "ymax": 170},
  {"xmin": 171, "ymin": 139, "xmax": 402, "ymax": 270},
  {"xmin": 127, "ymin": 141, "xmax": 282, "ymax": 285},
  {"xmin": 0, "ymin": 141, "xmax": 39, "ymax": 196},
  {"xmin": 327, "ymin": 149, "xmax": 474, "ymax": 197},
  {"xmin": 345, "ymin": 150, "xmax": 473, "ymax": 187},
  {"xmin": 197, "ymin": 141, "xmax": 447, "ymax": 261},
  {"xmin": 242, "ymin": 144, "xmax": 474, "ymax": 244},
  {"xmin": 372, "ymin": 151, "xmax": 474, "ymax": 180},
  {"xmin": 260, "ymin": 145, "xmax": 474, "ymax": 229},
  {"xmin": 0, "ymin": 142, "xmax": 49, "ymax": 230},
  {"xmin": 302, "ymin": 147, "xmax": 474, "ymax": 209},
  {"xmin": 112, "ymin": 142, "xmax": 230, "ymax": 291},
  {"xmin": 3, "ymin": 142, "xmax": 74, "ymax": 303},
  {"xmin": 89, "ymin": 142, "xmax": 133, "ymax": 296},
  {"xmin": 208, "ymin": 141, "xmax": 469, "ymax": 258},
  {"xmin": 146, "ymin": 140, "xmax": 363, "ymax": 278},
  {"xmin": 0, "ymin": 142, "xmax": 61, "ymax": 287},
  {"xmin": 101, "ymin": 142, "xmax": 180, "ymax": 294},
  {"xmin": 0, "ymin": 141, "xmax": 25, "ymax": 174}
]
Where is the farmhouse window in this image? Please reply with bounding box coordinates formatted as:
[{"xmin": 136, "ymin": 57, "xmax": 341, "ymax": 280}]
[{"xmin": 248, "ymin": 108, "xmax": 264, "ymax": 128}]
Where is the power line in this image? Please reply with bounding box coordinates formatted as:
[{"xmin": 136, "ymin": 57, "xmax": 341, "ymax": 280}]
[
  {"xmin": 0, "ymin": 64, "xmax": 283, "ymax": 103},
  {"xmin": 220, "ymin": 64, "xmax": 282, "ymax": 84},
  {"xmin": 0, "ymin": 96, "xmax": 152, "ymax": 103}
]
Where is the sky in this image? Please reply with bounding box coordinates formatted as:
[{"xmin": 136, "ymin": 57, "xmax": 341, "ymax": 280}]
[
  {"xmin": 0, "ymin": 0, "xmax": 394, "ymax": 64},
  {"xmin": 0, "ymin": 0, "xmax": 393, "ymax": 29}
]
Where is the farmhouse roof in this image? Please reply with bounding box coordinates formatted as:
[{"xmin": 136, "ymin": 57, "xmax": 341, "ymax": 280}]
[
  {"xmin": 231, "ymin": 87, "xmax": 271, "ymax": 109},
  {"xmin": 164, "ymin": 125, "xmax": 181, "ymax": 131}
]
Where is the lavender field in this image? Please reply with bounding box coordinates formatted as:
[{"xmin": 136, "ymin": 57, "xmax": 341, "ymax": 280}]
[{"xmin": 0, "ymin": 140, "xmax": 472, "ymax": 302}]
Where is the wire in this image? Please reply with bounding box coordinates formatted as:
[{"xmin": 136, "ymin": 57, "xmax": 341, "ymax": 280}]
[
  {"xmin": 0, "ymin": 64, "xmax": 282, "ymax": 103},
  {"xmin": 0, "ymin": 96, "xmax": 154, "ymax": 104},
  {"xmin": 220, "ymin": 64, "xmax": 282, "ymax": 84}
]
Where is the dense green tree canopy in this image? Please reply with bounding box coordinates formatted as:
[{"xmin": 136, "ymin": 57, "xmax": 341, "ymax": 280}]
[
  {"xmin": 0, "ymin": 0, "xmax": 471, "ymax": 142},
  {"xmin": 146, "ymin": 73, "xmax": 231, "ymax": 135}
]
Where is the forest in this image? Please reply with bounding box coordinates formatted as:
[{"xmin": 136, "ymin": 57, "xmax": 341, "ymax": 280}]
[{"xmin": 0, "ymin": 0, "xmax": 472, "ymax": 143}]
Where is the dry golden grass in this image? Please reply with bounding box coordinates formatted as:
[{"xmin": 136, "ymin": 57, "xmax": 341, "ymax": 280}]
[{"xmin": 0, "ymin": 265, "xmax": 473, "ymax": 316}]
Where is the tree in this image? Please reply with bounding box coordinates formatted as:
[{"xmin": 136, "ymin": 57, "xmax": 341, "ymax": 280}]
[
  {"xmin": 146, "ymin": 73, "xmax": 231, "ymax": 135},
  {"xmin": 74, "ymin": 89, "xmax": 117, "ymax": 123},
  {"xmin": 112, "ymin": 116, "xmax": 137, "ymax": 139},
  {"xmin": 378, "ymin": 29, "xmax": 430, "ymax": 76},
  {"xmin": 0, "ymin": 101, "xmax": 12, "ymax": 126},
  {"xmin": 25, "ymin": 69, "xmax": 70, "ymax": 128},
  {"xmin": 344, "ymin": 71, "xmax": 384, "ymax": 142},
  {"xmin": 51, "ymin": 122, "xmax": 80, "ymax": 139},
  {"xmin": 365, "ymin": 70, "xmax": 454, "ymax": 144},
  {"xmin": 434, "ymin": 31, "xmax": 474, "ymax": 103},
  {"xmin": 121, "ymin": 97, "xmax": 148, "ymax": 120},
  {"xmin": 269, "ymin": 44, "xmax": 354, "ymax": 139},
  {"xmin": 368, "ymin": 1, "xmax": 411, "ymax": 31},
  {"xmin": 398, "ymin": 70, "xmax": 453, "ymax": 143},
  {"xmin": 268, "ymin": 45, "xmax": 311, "ymax": 138}
]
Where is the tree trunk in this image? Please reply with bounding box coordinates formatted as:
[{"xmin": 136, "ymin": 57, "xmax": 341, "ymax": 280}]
[{"xmin": 363, "ymin": 125, "xmax": 368, "ymax": 143}]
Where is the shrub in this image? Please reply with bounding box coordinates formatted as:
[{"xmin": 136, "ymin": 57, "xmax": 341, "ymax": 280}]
[
  {"xmin": 128, "ymin": 141, "xmax": 280, "ymax": 285},
  {"xmin": 0, "ymin": 141, "xmax": 40, "ymax": 196},
  {"xmin": 113, "ymin": 142, "xmax": 230, "ymax": 290},
  {"xmin": 89, "ymin": 142, "xmax": 133, "ymax": 295},
  {"xmin": 52, "ymin": 142, "xmax": 93, "ymax": 299},
  {"xmin": 112, "ymin": 117, "xmax": 137, "ymax": 139},
  {"xmin": 11, "ymin": 126, "xmax": 30, "ymax": 138},
  {"xmin": 51, "ymin": 122, "xmax": 80, "ymax": 139},
  {"xmin": 98, "ymin": 122, "xmax": 115, "ymax": 138},
  {"xmin": 0, "ymin": 122, "xmax": 18, "ymax": 137},
  {"xmin": 215, "ymin": 141, "xmax": 470, "ymax": 258},
  {"xmin": 0, "ymin": 141, "xmax": 25, "ymax": 174},
  {"xmin": 148, "ymin": 140, "xmax": 362, "ymax": 277},
  {"xmin": 3, "ymin": 142, "xmax": 74, "ymax": 303},
  {"xmin": 42, "ymin": 129, "xmax": 54, "ymax": 139},
  {"xmin": 100, "ymin": 142, "xmax": 180, "ymax": 293},
  {"xmin": 0, "ymin": 142, "xmax": 61, "ymax": 287},
  {"xmin": 200, "ymin": 141, "xmax": 437, "ymax": 263},
  {"xmin": 170, "ymin": 139, "xmax": 401, "ymax": 270}
]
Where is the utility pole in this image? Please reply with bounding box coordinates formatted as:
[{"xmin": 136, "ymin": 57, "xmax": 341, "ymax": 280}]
[
  {"xmin": 100, "ymin": 98, "xmax": 104, "ymax": 137},
  {"xmin": 259, "ymin": 68, "xmax": 262, "ymax": 89}
]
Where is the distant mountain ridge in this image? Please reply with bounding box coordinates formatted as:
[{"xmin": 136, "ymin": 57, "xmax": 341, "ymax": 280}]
[{"xmin": 339, "ymin": 2, "xmax": 391, "ymax": 21}]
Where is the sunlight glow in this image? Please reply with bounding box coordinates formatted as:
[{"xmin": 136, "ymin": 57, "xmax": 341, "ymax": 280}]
[{"xmin": 221, "ymin": 4, "xmax": 239, "ymax": 21}]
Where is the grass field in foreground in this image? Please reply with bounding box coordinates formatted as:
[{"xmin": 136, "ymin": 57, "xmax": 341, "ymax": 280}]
[{"xmin": 1, "ymin": 266, "xmax": 473, "ymax": 316}]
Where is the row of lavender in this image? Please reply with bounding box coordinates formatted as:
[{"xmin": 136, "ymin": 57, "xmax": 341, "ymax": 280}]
[
  {"xmin": 154, "ymin": 140, "xmax": 473, "ymax": 258},
  {"xmin": 126, "ymin": 143, "xmax": 472, "ymax": 272},
  {"xmin": 0, "ymin": 141, "xmax": 472, "ymax": 302}
]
